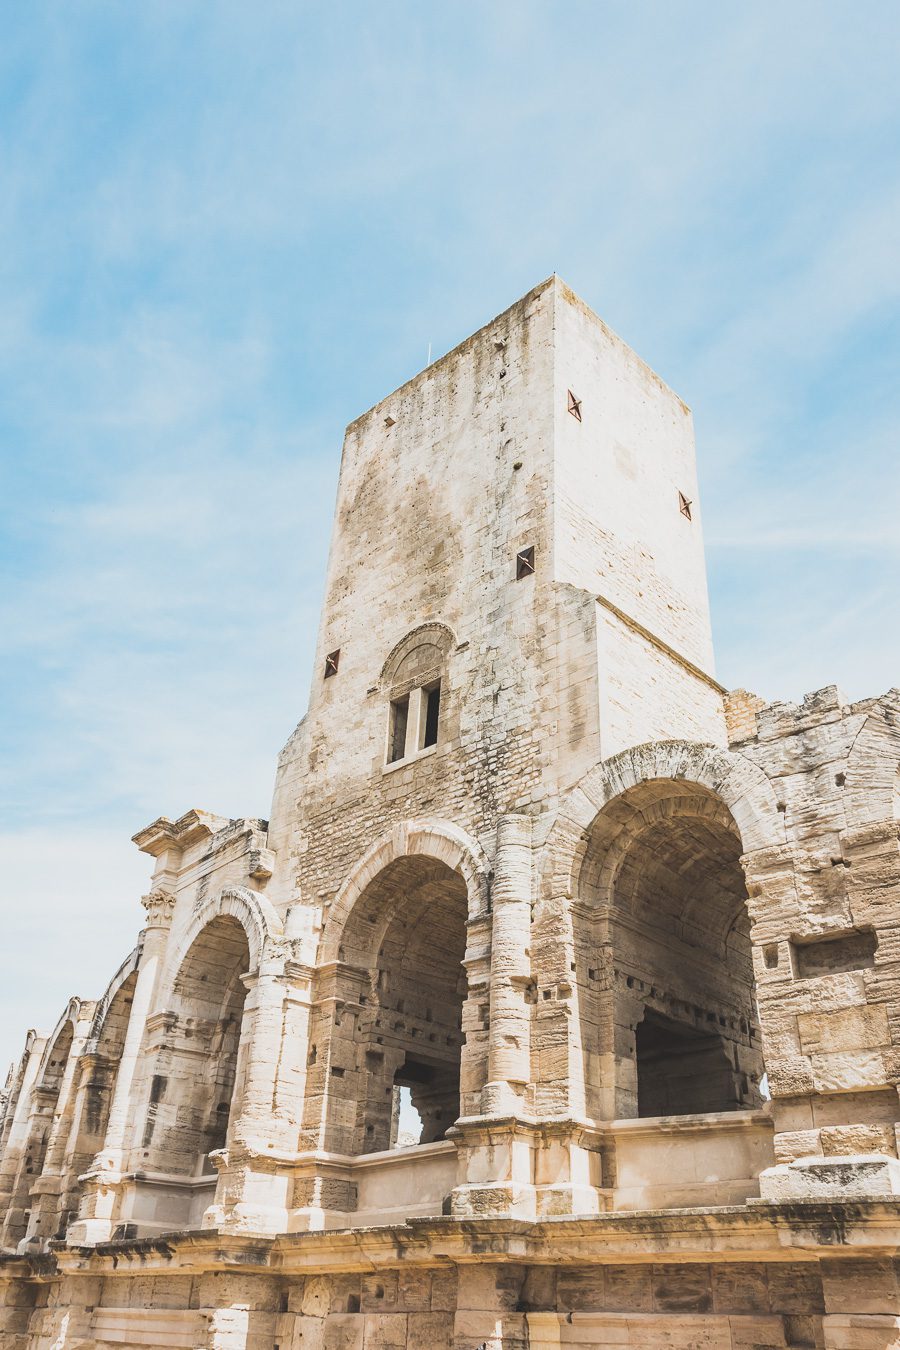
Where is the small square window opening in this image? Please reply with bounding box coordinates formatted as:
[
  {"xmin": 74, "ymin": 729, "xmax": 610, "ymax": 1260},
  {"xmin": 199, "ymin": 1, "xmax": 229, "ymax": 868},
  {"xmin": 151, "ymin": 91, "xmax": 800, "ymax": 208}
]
[
  {"xmin": 567, "ymin": 389, "xmax": 582, "ymax": 421},
  {"xmin": 516, "ymin": 546, "xmax": 535, "ymax": 579},
  {"xmin": 678, "ymin": 491, "xmax": 693, "ymax": 521},
  {"xmin": 421, "ymin": 681, "xmax": 441, "ymax": 749},
  {"xmin": 388, "ymin": 695, "xmax": 410, "ymax": 764},
  {"xmin": 324, "ymin": 649, "xmax": 340, "ymax": 678}
]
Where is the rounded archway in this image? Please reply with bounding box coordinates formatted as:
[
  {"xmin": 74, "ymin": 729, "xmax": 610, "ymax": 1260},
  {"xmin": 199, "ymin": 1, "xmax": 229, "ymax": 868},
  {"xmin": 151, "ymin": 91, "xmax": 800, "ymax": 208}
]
[
  {"xmin": 2, "ymin": 1020, "xmax": 74, "ymax": 1248},
  {"xmin": 323, "ymin": 854, "xmax": 469, "ymax": 1155},
  {"xmin": 139, "ymin": 915, "xmax": 251, "ymax": 1177},
  {"xmin": 54, "ymin": 967, "xmax": 138, "ymax": 1238},
  {"xmin": 576, "ymin": 779, "xmax": 763, "ymax": 1120}
]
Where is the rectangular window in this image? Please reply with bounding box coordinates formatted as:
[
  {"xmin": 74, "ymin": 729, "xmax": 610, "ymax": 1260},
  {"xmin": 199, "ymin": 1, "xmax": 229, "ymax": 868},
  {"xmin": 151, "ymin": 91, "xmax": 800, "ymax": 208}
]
[
  {"xmin": 388, "ymin": 695, "xmax": 410, "ymax": 763},
  {"xmin": 421, "ymin": 681, "xmax": 441, "ymax": 748}
]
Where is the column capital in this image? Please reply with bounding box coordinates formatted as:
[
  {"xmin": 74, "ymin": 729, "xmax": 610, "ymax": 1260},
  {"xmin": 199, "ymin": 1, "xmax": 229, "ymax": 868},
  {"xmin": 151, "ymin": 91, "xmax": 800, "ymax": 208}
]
[{"xmin": 141, "ymin": 889, "xmax": 176, "ymax": 929}]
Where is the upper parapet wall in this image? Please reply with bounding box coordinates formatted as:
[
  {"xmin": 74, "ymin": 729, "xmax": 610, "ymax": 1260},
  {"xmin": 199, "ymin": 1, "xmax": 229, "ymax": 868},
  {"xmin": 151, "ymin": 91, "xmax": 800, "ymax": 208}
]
[
  {"xmin": 345, "ymin": 276, "xmax": 557, "ymax": 434},
  {"xmin": 726, "ymin": 683, "xmax": 900, "ymax": 746},
  {"xmin": 345, "ymin": 275, "xmax": 689, "ymax": 434}
]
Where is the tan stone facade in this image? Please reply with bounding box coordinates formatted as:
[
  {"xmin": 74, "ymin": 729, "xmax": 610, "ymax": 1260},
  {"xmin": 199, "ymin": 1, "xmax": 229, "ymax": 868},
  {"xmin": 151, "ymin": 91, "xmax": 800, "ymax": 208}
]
[{"xmin": 2, "ymin": 277, "xmax": 900, "ymax": 1348}]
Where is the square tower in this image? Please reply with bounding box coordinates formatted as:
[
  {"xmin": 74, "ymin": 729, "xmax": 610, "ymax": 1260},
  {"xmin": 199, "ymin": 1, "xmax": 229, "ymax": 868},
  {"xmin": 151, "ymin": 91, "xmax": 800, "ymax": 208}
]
[{"xmin": 267, "ymin": 277, "xmax": 725, "ymax": 894}]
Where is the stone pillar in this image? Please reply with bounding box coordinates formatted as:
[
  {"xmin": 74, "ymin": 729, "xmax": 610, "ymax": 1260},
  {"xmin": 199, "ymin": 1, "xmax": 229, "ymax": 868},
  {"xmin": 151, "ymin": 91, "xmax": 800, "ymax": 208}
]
[
  {"xmin": 204, "ymin": 950, "xmax": 298, "ymax": 1237},
  {"xmin": 66, "ymin": 890, "xmax": 173, "ymax": 1245},
  {"xmin": 230, "ymin": 963, "xmax": 289, "ymax": 1149},
  {"xmin": 25, "ymin": 1067, "xmax": 86, "ymax": 1248},
  {"xmin": 482, "ymin": 814, "xmax": 533, "ymax": 1115},
  {"xmin": 452, "ymin": 817, "xmax": 536, "ymax": 1220}
]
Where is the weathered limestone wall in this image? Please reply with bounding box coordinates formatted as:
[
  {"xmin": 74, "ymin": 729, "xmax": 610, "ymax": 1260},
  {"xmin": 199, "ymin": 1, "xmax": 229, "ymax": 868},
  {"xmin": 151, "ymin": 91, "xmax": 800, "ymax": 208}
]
[
  {"xmin": 731, "ymin": 684, "xmax": 900, "ymax": 1200},
  {"xmin": 9, "ymin": 1229, "xmax": 900, "ymax": 1350},
  {"xmin": 2, "ymin": 279, "xmax": 899, "ymax": 1346},
  {"xmin": 265, "ymin": 275, "xmax": 725, "ymax": 924}
]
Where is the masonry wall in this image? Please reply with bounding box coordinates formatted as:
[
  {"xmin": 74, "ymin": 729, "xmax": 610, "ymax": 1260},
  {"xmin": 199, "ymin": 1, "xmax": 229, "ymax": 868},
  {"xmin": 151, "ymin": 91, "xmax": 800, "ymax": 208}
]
[{"xmin": 2, "ymin": 280, "xmax": 900, "ymax": 1348}]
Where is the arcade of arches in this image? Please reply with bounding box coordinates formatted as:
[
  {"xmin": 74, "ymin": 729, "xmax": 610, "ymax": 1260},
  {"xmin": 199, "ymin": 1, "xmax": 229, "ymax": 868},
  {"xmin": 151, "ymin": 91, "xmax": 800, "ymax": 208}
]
[
  {"xmin": 0, "ymin": 1022, "xmax": 73, "ymax": 1249},
  {"xmin": 0, "ymin": 792, "xmax": 768, "ymax": 1255}
]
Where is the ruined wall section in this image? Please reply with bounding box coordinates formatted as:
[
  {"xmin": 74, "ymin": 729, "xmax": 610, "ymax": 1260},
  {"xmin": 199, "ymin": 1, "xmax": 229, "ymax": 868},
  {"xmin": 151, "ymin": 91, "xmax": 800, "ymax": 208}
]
[{"xmin": 727, "ymin": 684, "xmax": 900, "ymax": 1191}]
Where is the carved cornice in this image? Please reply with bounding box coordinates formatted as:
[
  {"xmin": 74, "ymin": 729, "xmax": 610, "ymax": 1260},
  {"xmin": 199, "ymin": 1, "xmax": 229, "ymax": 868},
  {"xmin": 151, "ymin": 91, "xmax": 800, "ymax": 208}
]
[
  {"xmin": 132, "ymin": 809, "xmax": 230, "ymax": 858},
  {"xmin": 141, "ymin": 890, "xmax": 176, "ymax": 928}
]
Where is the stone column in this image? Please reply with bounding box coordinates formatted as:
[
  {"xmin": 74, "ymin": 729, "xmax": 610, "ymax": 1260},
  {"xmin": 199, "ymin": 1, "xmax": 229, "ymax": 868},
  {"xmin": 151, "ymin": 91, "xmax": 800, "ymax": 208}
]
[
  {"xmin": 204, "ymin": 950, "xmax": 296, "ymax": 1237},
  {"xmin": 229, "ymin": 961, "xmax": 289, "ymax": 1150},
  {"xmin": 66, "ymin": 890, "xmax": 173, "ymax": 1244},
  {"xmin": 482, "ymin": 814, "xmax": 533, "ymax": 1115},
  {"xmin": 452, "ymin": 816, "xmax": 536, "ymax": 1220}
]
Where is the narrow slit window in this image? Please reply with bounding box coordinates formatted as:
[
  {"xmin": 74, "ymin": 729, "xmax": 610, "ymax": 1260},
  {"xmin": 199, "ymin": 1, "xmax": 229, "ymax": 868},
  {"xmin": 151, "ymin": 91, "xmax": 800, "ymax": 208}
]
[
  {"xmin": 516, "ymin": 546, "xmax": 535, "ymax": 579},
  {"xmin": 388, "ymin": 694, "xmax": 410, "ymax": 763},
  {"xmin": 422, "ymin": 681, "xmax": 441, "ymax": 748}
]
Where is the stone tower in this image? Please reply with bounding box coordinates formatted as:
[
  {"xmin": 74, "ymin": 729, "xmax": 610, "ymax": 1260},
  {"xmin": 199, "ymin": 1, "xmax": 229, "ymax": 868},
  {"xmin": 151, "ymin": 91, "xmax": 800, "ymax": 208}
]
[{"xmin": 2, "ymin": 278, "xmax": 900, "ymax": 1350}]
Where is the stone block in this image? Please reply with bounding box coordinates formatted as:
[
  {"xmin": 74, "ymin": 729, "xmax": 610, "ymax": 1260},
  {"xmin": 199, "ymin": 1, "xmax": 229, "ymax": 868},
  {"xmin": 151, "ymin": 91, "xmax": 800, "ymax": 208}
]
[{"xmin": 759, "ymin": 1154, "xmax": 900, "ymax": 1201}]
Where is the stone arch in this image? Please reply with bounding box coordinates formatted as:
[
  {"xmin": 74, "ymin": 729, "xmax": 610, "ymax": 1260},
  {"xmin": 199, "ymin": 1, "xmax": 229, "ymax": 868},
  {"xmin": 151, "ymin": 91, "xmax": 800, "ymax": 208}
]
[
  {"xmin": 541, "ymin": 739, "xmax": 783, "ymax": 903},
  {"xmin": 0, "ymin": 1032, "xmax": 38, "ymax": 1156},
  {"xmin": 86, "ymin": 946, "xmax": 141, "ymax": 1053},
  {"xmin": 322, "ymin": 819, "xmax": 490, "ymax": 963},
  {"xmin": 379, "ymin": 622, "xmax": 456, "ymax": 688},
  {"xmin": 50, "ymin": 956, "xmax": 142, "ymax": 1242},
  {"xmin": 155, "ymin": 885, "xmax": 283, "ymax": 1009},
  {"xmin": 136, "ymin": 910, "xmax": 254, "ymax": 1193},
  {"xmin": 539, "ymin": 742, "xmax": 776, "ymax": 1122},
  {"xmin": 120, "ymin": 885, "xmax": 281, "ymax": 1231},
  {"xmin": 2, "ymin": 1007, "xmax": 79, "ymax": 1248},
  {"xmin": 33, "ymin": 1001, "xmax": 81, "ymax": 1089},
  {"xmin": 312, "ymin": 821, "xmax": 487, "ymax": 1157}
]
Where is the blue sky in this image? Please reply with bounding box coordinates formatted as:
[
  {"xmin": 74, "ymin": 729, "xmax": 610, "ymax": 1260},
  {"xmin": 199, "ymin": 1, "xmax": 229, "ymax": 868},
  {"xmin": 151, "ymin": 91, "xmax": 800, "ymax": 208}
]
[{"xmin": 1, "ymin": 2, "xmax": 899, "ymax": 1071}]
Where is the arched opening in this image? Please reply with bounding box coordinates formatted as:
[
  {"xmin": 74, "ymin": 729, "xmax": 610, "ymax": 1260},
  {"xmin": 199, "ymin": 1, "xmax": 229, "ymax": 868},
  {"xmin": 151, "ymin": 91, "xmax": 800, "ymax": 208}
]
[
  {"xmin": 2, "ymin": 1023, "xmax": 73, "ymax": 1248},
  {"xmin": 326, "ymin": 855, "xmax": 468, "ymax": 1155},
  {"xmin": 577, "ymin": 780, "xmax": 763, "ymax": 1120},
  {"xmin": 140, "ymin": 916, "xmax": 250, "ymax": 1177},
  {"xmin": 53, "ymin": 970, "xmax": 138, "ymax": 1238}
]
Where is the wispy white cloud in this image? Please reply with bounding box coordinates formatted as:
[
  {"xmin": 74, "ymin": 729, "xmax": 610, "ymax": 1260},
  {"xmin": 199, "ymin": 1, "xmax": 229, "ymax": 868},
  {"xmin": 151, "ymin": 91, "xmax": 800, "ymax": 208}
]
[
  {"xmin": 1, "ymin": 0, "xmax": 899, "ymax": 1068},
  {"xmin": 0, "ymin": 830, "xmax": 149, "ymax": 1074}
]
